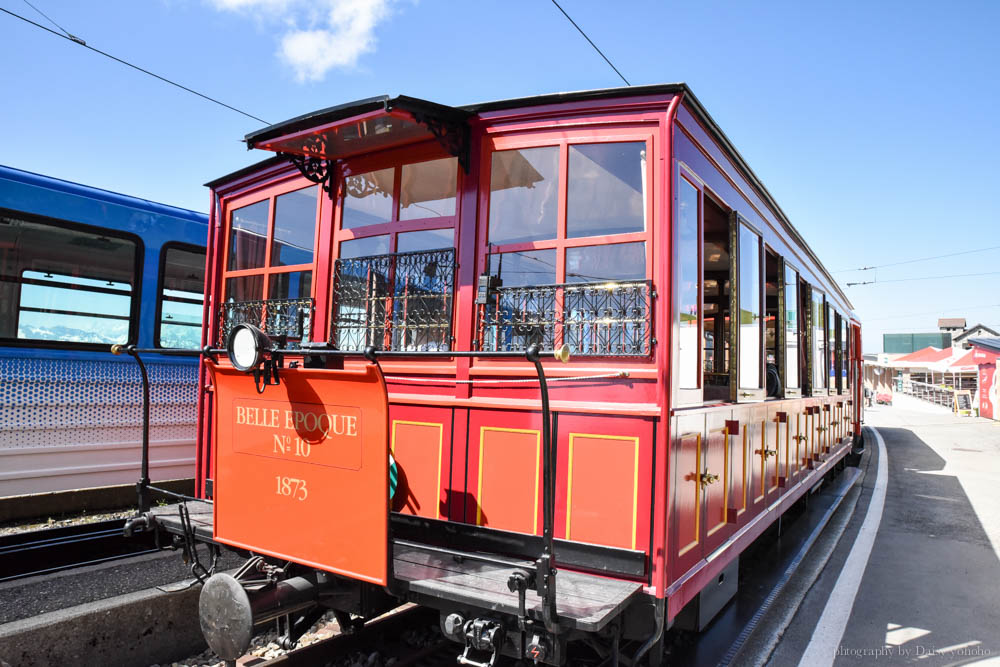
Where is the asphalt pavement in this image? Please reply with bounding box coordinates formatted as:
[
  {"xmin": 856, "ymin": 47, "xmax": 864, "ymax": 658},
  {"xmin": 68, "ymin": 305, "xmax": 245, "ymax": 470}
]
[{"xmin": 759, "ymin": 394, "xmax": 1000, "ymax": 666}]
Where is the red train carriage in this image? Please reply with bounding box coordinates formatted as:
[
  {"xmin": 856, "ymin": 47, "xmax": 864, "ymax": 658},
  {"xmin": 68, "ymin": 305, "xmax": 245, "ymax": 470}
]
[{"xmin": 123, "ymin": 84, "xmax": 864, "ymax": 666}]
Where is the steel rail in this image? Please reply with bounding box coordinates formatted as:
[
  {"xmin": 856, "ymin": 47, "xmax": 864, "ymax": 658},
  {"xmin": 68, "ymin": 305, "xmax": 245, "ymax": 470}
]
[{"xmin": 0, "ymin": 518, "xmax": 159, "ymax": 582}]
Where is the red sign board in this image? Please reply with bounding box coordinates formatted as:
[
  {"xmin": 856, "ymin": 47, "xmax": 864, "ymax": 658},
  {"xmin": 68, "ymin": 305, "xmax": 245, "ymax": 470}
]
[{"xmin": 210, "ymin": 363, "xmax": 389, "ymax": 585}]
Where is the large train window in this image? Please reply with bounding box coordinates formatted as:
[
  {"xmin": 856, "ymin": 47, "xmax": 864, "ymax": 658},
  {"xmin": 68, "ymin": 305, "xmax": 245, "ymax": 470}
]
[
  {"xmin": 677, "ymin": 176, "xmax": 701, "ymax": 391},
  {"xmin": 480, "ymin": 132, "xmax": 653, "ymax": 357},
  {"xmin": 220, "ymin": 182, "xmax": 319, "ymax": 346},
  {"xmin": 332, "ymin": 155, "xmax": 458, "ymax": 352},
  {"xmin": 828, "ymin": 303, "xmax": 837, "ymax": 393},
  {"xmin": 840, "ymin": 315, "xmax": 849, "ymax": 394},
  {"xmin": 157, "ymin": 244, "xmax": 205, "ymax": 349},
  {"xmin": 701, "ymin": 192, "xmax": 731, "ymax": 402},
  {"xmin": 811, "ymin": 289, "xmax": 828, "ymax": 394},
  {"xmin": 735, "ymin": 220, "xmax": 765, "ymax": 401},
  {"xmin": 0, "ymin": 214, "xmax": 138, "ymax": 347}
]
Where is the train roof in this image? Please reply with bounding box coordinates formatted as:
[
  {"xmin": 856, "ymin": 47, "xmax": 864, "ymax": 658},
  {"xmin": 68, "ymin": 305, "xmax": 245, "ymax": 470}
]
[
  {"xmin": 0, "ymin": 163, "xmax": 208, "ymax": 225},
  {"xmin": 211, "ymin": 83, "xmax": 853, "ymax": 314}
]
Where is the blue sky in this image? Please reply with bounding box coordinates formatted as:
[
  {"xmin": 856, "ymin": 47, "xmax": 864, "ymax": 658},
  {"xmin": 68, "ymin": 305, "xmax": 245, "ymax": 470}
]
[{"xmin": 2, "ymin": 0, "xmax": 998, "ymax": 352}]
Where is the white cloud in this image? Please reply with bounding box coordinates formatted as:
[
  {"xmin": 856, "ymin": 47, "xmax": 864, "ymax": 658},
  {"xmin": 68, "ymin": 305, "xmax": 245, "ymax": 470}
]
[{"xmin": 208, "ymin": 0, "xmax": 392, "ymax": 82}]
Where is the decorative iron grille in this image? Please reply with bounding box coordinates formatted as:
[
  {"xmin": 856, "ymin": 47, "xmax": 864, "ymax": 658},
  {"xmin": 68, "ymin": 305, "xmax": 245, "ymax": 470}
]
[
  {"xmin": 332, "ymin": 248, "xmax": 455, "ymax": 352},
  {"xmin": 478, "ymin": 280, "xmax": 652, "ymax": 356},
  {"xmin": 217, "ymin": 298, "xmax": 314, "ymax": 347}
]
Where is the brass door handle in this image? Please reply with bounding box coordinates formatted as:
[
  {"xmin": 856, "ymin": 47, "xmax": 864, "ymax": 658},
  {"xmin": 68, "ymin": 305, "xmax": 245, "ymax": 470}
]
[
  {"xmin": 816, "ymin": 426, "xmax": 827, "ymax": 432},
  {"xmin": 793, "ymin": 434, "xmax": 807, "ymax": 442},
  {"xmin": 699, "ymin": 472, "xmax": 719, "ymax": 488},
  {"xmin": 762, "ymin": 448, "xmax": 777, "ymax": 459}
]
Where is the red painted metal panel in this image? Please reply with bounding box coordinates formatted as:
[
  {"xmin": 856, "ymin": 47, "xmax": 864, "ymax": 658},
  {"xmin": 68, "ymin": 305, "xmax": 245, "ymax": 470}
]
[
  {"xmin": 389, "ymin": 405, "xmax": 451, "ymax": 520},
  {"xmin": 211, "ymin": 363, "xmax": 389, "ymax": 585}
]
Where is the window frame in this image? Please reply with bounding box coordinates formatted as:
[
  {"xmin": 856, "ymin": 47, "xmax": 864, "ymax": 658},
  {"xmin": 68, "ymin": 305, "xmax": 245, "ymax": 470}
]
[
  {"xmin": 676, "ymin": 168, "xmax": 703, "ymax": 400},
  {"xmin": 154, "ymin": 241, "xmax": 206, "ymax": 349},
  {"xmin": 475, "ymin": 126, "xmax": 657, "ymax": 364},
  {"xmin": 808, "ymin": 288, "xmax": 829, "ymax": 396},
  {"xmin": 731, "ymin": 213, "xmax": 766, "ymax": 402},
  {"xmin": 220, "ymin": 175, "xmax": 323, "ymax": 304},
  {"xmin": 780, "ymin": 258, "xmax": 802, "ymax": 398},
  {"xmin": 329, "ymin": 141, "xmax": 462, "ymax": 352},
  {"xmin": 0, "ymin": 207, "xmax": 144, "ymax": 350}
]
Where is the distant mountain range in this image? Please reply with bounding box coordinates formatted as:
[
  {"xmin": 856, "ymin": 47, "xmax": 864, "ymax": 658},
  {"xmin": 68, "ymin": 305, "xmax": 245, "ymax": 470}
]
[{"xmin": 17, "ymin": 323, "xmax": 127, "ymax": 345}]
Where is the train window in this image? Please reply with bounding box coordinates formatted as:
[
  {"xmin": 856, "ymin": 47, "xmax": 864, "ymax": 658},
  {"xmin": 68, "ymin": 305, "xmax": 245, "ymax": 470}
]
[
  {"xmin": 332, "ymin": 154, "xmax": 459, "ymax": 352},
  {"xmin": 157, "ymin": 245, "xmax": 205, "ymax": 349},
  {"xmin": 396, "ymin": 228, "xmax": 453, "ymax": 253},
  {"xmin": 566, "ymin": 242, "xmax": 646, "ymax": 283},
  {"xmin": 840, "ymin": 316, "xmax": 849, "ymax": 394},
  {"xmin": 342, "ymin": 168, "xmax": 394, "ymax": 229},
  {"xmin": 783, "ymin": 264, "xmax": 801, "ymax": 394},
  {"xmin": 271, "ymin": 185, "xmax": 318, "ymax": 267},
  {"xmin": 487, "ymin": 146, "xmax": 559, "ymax": 245},
  {"xmin": 228, "ymin": 200, "xmax": 269, "ymax": 271},
  {"xmin": 480, "ymin": 134, "xmax": 652, "ymax": 358},
  {"xmin": 566, "ymin": 142, "xmax": 646, "ymax": 238},
  {"xmin": 677, "ymin": 178, "xmax": 700, "ymax": 390},
  {"xmin": 268, "ymin": 270, "xmax": 312, "ymax": 300},
  {"xmin": 225, "ymin": 275, "xmax": 263, "ymax": 302},
  {"xmin": 736, "ymin": 222, "xmax": 764, "ymax": 400},
  {"xmin": 340, "ymin": 235, "xmax": 389, "ymax": 259},
  {"xmin": 764, "ymin": 248, "xmax": 779, "ymax": 396},
  {"xmin": 488, "ymin": 249, "xmax": 556, "ymax": 287},
  {"xmin": 828, "ymin": 303, "xmax": 836, "ymax": 392},
  {"xmin": 701, "ymin": 194, "xmax": 731, "ymax": 401},
  {"xmin": 811, "ymin": 289, "xmax": 827, "ymax": 394},
  {"xmin": 399, "ymin": 157, "xmax": 457, "ymax": 221},
  {"xmin": 0, "ymin": 215, "xmax": 138, "ymax": 346}
]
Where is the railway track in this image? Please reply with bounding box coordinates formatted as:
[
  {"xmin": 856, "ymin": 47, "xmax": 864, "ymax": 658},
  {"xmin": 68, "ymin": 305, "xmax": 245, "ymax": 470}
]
[
  {"xmin": 0, "ymin": 518, "xmax": 159, "ymax": 582},
  {"xmin": 254, "ymin": 606, "xmax": 455, "ymax": 667}
]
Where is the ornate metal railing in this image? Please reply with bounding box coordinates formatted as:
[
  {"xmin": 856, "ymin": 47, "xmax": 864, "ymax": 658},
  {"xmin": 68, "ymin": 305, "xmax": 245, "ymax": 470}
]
[
  {"xmin": 217, "ymin": 297, "xmax": 314, "ymax": 347},
  {"xmin": 332, "ymin": 247, "xmax": 455, "ymax": 352},
  {"xmin": 478, "ymin": 280, "xmax": 653, "ymax": 356}
]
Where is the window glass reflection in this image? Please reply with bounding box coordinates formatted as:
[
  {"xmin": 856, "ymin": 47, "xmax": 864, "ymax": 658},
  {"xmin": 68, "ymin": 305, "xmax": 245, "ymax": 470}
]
[
  {"xmin": 343, "ymin": 168, "xmax": 394, "ymax": 229},
  {"xmin": 785, "ymin": 265, "xmax": 799, "ymax": 389},
  {"xmin": 159, "ymin": 246, "xmax": 205, "ymax": 349},
  {"xmin": 488, "ymin": 249, "xmax": 556, "ymax": 287},
  {"xmin": 272, "ymin": 186, "xmax": 317, "ymax": 266},
  {"xmin": 488, "ymin": 146, "xmax": 559, "ymax": 245},
  {"xmin": 228, "ymin": 200, "xmax": 269, "ymax": 271},
  {"xmin": 268, "ymin": 271, "xmax": 312, "ymax": 300},
  {"xmin": 400, "ymin": 158, "xmax": 457, "ymax": 221},
  {"xmin": 567, "ymin": 142, "xmax": 646, "ymax": 238},
  {"xmin": 738, "ymin": 225, "xmax": 761, "ymax": 390},
  {"xmin": 396, "ymin": 228, "xmax": 453, "ymax": 253},
  {"xmin": 812, "ymin": 291, "xmax": 826, "ymax": 390},
  {"xmin": 678, "ymin": 180, "xmax": 700, "ymax": 390},
  {"xmin": 565, "ymin": 242, "xmax": 645, "ymax": 283},
  {"xmin": 340, "ymin": 235, "xmax": 389, "ymax": 259},
  {"xmin": 225, "ymin": 275, "xmax": 263, "ymax": 302}
]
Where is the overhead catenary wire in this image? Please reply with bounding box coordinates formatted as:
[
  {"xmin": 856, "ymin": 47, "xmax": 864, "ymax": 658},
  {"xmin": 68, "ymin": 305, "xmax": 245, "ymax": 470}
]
[
  {"xmin": 0, "ymin": 6, "xmax": 270, "ymax": 125},
  {"xmin": 846, "ymin": 270, "xmax": 1000, "ymax": 287},
  {"xmin": 835, "ymin": 244, "xmax": 1000, "ymax": 273},
  {"xmin": 550, "ymin": 0, "xmax": 630, "ymax": 86}
]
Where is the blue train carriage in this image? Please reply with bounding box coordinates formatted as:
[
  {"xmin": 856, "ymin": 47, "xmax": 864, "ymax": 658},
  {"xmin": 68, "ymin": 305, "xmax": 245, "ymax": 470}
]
[{"xmin": 0, "ymin": 165, "xmax": 208, "ymax": 511}]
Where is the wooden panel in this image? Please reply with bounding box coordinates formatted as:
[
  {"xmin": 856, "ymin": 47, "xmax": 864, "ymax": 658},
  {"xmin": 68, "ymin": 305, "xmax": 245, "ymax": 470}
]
[
  {"xmin": 565, "ymin": 433, "xmax": 639, "ymax": 550},
  {"xmin": 391, "ymin": 420, "xmax": 443, "ymax": 519},
  {"xmin": 728, "ymin": 419, "xmax": 749, "ymax": 523},
  {"xmin": 704, "ymin": 411, "xmax": 733, "ymax": 552},
  {"xmin": 750, "ymin": 411, "xmax": 766, "ymax": 510},
  {"xmin": 476, "ymin": 427, "xmax": 540, "ymax": 534},
  {"xmin": 673, "ymin": 412, "xmax": 705, "ymax": 571},
  {"xmin": 766, "ymin": 411, "xmax": 781, "ymax": 499}
]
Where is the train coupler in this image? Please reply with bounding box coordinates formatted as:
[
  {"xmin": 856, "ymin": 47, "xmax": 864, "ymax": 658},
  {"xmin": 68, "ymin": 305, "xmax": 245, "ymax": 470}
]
[{"xmin": 451, "ymin": 617, "xmax": 505, "ymax": 667}]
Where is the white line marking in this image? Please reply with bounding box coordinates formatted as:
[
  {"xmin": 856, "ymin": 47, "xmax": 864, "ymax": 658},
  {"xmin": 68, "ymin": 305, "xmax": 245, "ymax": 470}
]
[{"xmin": 797, "ymin": 427, "xmax": 888, "ymax": 667}]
